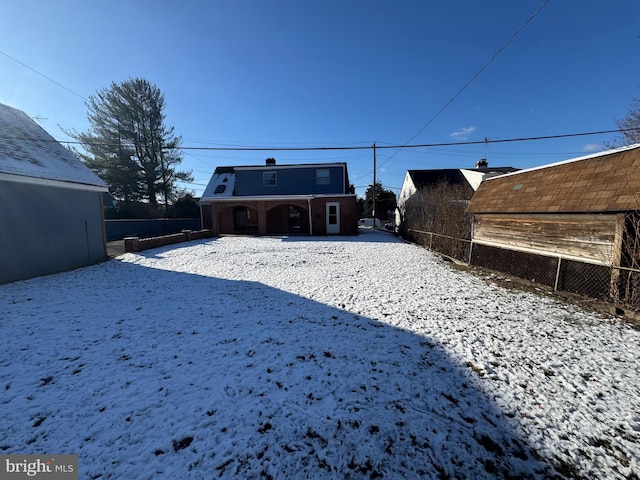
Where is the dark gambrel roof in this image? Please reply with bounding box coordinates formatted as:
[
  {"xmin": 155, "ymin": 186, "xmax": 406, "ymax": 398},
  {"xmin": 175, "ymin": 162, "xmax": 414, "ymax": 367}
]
[
  {"xmin": 407, "ymin": 167, "xmax": 519, "ymax": 191},
  {"xmin": 408, "ymin": 169, "xmax": 469, "ymax": 189},
  {"xmin": 466, "ymin": 145, "xmax": 640, "ymax": 214}
]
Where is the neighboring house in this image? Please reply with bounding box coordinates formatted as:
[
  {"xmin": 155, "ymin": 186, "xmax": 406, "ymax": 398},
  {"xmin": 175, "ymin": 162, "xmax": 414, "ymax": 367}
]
[
  {"xmin": 465, "ymin": 144, "xmax": 640, "ymax": 303},
  {"xmin": 199, "ymin": 158, "xmax": 358, "ymax": 235},
  {"xmin": 0, "ymin": 103, "xmax": 109, "ymax": 285},
  {"xmin": 396, "ymin": 164, "xmax": 518, "ymax": 227}
]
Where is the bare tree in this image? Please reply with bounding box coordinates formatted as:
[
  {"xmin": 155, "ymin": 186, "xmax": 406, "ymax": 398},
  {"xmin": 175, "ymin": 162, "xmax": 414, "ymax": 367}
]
[
  {"xmin": 607, "ymin": 97, "xmax": 640, "ymax": 147},
  {"xmin": 402, "ymin": 180, "xmax": 473, "ymax": 260},
  {"xmin": 616, "ymin": 212, "xmax": 640, "ymax": 309}
]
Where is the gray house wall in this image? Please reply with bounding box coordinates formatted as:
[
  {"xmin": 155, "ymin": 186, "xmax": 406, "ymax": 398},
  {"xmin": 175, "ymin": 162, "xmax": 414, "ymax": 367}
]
[{"xmin": 0, "ymin": 180, "xmax": 106, "ymax": 284}]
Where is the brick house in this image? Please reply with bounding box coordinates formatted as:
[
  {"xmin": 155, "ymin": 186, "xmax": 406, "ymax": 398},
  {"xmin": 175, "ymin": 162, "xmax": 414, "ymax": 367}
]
[{"xmin": 199, "ymin": 159, "xmax": 358, "ymax": 236}]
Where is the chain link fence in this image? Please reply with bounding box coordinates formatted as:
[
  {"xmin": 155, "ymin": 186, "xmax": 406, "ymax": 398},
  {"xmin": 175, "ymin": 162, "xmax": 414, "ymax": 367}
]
[
  {"xmin": 404, "ymin": 229, "xmax": 640, "ymax": 313},
  {"xmin": 406, "ymin": 229, "xmax": 472, "ymax": 263}
]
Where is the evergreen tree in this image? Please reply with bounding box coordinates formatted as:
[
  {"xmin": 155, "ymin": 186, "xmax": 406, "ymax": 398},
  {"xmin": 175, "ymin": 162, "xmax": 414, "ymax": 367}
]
[
  {"xmin": 70, "ymin": 78, "xmax": 192, "ymax": 212},
  {"xmin": 363, "ymin": 182, "xmax": 396, "ymax": 219}
]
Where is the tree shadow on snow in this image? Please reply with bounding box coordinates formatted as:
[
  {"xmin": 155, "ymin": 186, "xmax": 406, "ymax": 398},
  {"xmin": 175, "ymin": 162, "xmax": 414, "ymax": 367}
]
[{"xmin": 0, "ymin": 259, "xmax": 558, "ymax": 479}]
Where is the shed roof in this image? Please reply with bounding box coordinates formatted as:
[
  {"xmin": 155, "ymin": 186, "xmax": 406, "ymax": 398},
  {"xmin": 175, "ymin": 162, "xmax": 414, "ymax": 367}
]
[
  {"xmin": 466, "ymin": 144, "xmax": 640, "ymax": 214},
  {"xmin": 0, "ymin": 103, "xmax": 107, "ymax": 189}
]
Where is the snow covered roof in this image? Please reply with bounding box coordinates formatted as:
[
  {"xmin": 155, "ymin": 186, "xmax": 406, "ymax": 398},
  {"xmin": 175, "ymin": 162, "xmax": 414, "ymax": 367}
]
[
  {"xmin": 200, "ymin": 169, "xmax": 236, "ymax": 201},
  {"xmin": 406, "ymin": 167, "xmax": 518, "ymax": 191},
  {"xmin": 0, "ymin": 103, "xmax": 107, "ymax": 189}
]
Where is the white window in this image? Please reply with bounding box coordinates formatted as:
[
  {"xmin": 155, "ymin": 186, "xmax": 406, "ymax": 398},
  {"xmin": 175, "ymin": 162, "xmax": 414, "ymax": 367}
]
[
  {"xmin": 263, "ymin": 171, "xmax": 277, "ymax": 187},
  {"xmin": 316, "ymin": 169, "xmax": 330, "ymax": 185}
]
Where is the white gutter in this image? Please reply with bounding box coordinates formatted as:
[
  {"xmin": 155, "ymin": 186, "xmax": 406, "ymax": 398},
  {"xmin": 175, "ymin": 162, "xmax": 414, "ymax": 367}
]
[{"xmin": 201, "ymin": 193, "xmax": 356, "ymax": 202}]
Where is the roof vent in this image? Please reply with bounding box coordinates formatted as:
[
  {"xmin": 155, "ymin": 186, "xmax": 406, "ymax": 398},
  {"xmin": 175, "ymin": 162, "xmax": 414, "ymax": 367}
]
[
  {"xmin": 265, "ymin": 157, "xmax": 276, "ymax": 166},
  {"xmin": 475, "ymin": 159, "xmax": 488, "ymax": 168}
]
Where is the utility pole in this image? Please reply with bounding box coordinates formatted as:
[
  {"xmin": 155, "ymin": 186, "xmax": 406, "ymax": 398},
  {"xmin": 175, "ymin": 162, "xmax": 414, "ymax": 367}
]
[{"xmin": 372, "ymin": 142, "xmax": 376, "ymax": 223}]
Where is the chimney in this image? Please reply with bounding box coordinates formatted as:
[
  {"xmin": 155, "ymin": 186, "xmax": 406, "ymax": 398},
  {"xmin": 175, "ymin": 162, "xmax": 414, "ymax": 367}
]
[
  {"xmin": 265, "ymin": 158, "xmax": 276, "ymax": 166},
  {"xmin": 475, "ymin": 158, "xmax": 488, "ymax": 169}
]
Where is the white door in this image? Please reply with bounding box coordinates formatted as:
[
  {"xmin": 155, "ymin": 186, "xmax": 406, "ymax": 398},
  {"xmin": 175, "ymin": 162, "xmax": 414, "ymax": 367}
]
[{"xmin": 326, "ymin": 202, "xmax": 340, "ymax": 234}]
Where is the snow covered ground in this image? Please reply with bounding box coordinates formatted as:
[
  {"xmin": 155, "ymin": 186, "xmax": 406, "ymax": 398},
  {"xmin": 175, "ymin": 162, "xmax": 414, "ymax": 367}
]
[{"xmin": 1, "ymin": 228, "xmax": 639, "ymax": 479}]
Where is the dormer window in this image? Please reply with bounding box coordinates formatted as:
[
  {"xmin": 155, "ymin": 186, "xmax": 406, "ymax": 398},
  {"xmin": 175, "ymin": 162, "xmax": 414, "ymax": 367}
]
[
  {"xmin": 263, "ymin": 171, "xmax": 277, "ymax": 187},
  {"xmin": 316, "ymin": 169, "xmax": 330, "ymax": 185}
]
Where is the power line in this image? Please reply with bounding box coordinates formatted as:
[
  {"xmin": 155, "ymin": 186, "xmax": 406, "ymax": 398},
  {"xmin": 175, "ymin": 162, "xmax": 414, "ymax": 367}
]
[
  {"xmin": 378, "ymin": 0, "xmax": 550, "ymax": 170},
  {"xmin": 0, "ymin": 49, "xmax": 87, "ymax": 101},
  {"xmin": 3, "ymin": 126, "xmax": 633, "ymax": 152}
]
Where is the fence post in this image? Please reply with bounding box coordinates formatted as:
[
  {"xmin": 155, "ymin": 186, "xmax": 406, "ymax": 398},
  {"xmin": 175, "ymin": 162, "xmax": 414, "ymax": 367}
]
[{"xmin": 554, "ymin": 257, "xmax": 562, "ymax": 292}]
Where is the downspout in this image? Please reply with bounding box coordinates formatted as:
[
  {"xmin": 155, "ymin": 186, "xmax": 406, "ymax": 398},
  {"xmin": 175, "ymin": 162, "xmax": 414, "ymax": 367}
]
[{"xmin": 308, "ymin": 197, "xmax": 313, "ymax": 236}]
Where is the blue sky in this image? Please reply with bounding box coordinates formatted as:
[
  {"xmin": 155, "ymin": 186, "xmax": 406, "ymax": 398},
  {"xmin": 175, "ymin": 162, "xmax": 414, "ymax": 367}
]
[{"xmin": 1, "ymin": 1, "xmax": 639, "ymax": 198}]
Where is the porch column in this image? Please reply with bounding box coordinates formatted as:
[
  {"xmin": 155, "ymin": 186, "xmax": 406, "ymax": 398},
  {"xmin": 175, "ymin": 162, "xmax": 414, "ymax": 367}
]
[
  {"xmin": 210, "ymin": 204, "xmax": 220, "ymax": 236},
  {"xmin": 258, "ymin": 201, "xmax": 268, "ymax": 235}
]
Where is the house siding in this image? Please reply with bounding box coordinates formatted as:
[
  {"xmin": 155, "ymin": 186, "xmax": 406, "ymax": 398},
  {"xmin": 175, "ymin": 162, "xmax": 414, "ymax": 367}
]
[
  {"xmin": 0, "ymin": 180, "xmax": 107, "ymax": 284},
  {"xmin": 234, "ymin": 165, "xmax": 346, "ymax": 196},
  {"xmin": 473, "ymin": 213, "xmax": 620, "ymax": 265}
]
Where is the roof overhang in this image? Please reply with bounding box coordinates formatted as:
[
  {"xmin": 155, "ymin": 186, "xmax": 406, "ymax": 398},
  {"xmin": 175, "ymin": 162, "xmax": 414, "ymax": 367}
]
[
  {"xmin": 232, "ymin": 162, "xmax": 347, "ymax": 171},
  {"xmin": 0, "ymin": 172, "xmax": 109, "ymax": 192},
  {"xmin": 200, "ymin": 193, "xmax": 356, "ymax": 203}
]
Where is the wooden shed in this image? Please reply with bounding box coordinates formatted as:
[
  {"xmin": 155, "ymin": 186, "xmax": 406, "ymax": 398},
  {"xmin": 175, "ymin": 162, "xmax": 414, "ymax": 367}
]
[{"xmin": 466, "ymin": 144, "xmax": 640, "ymax": 305}]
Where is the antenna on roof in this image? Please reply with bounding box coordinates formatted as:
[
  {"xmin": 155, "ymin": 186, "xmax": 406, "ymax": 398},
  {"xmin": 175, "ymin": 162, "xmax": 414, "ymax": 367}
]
[{"xmin": 475, "ymin": 137, "xmax": 489, "ymax": 168}]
